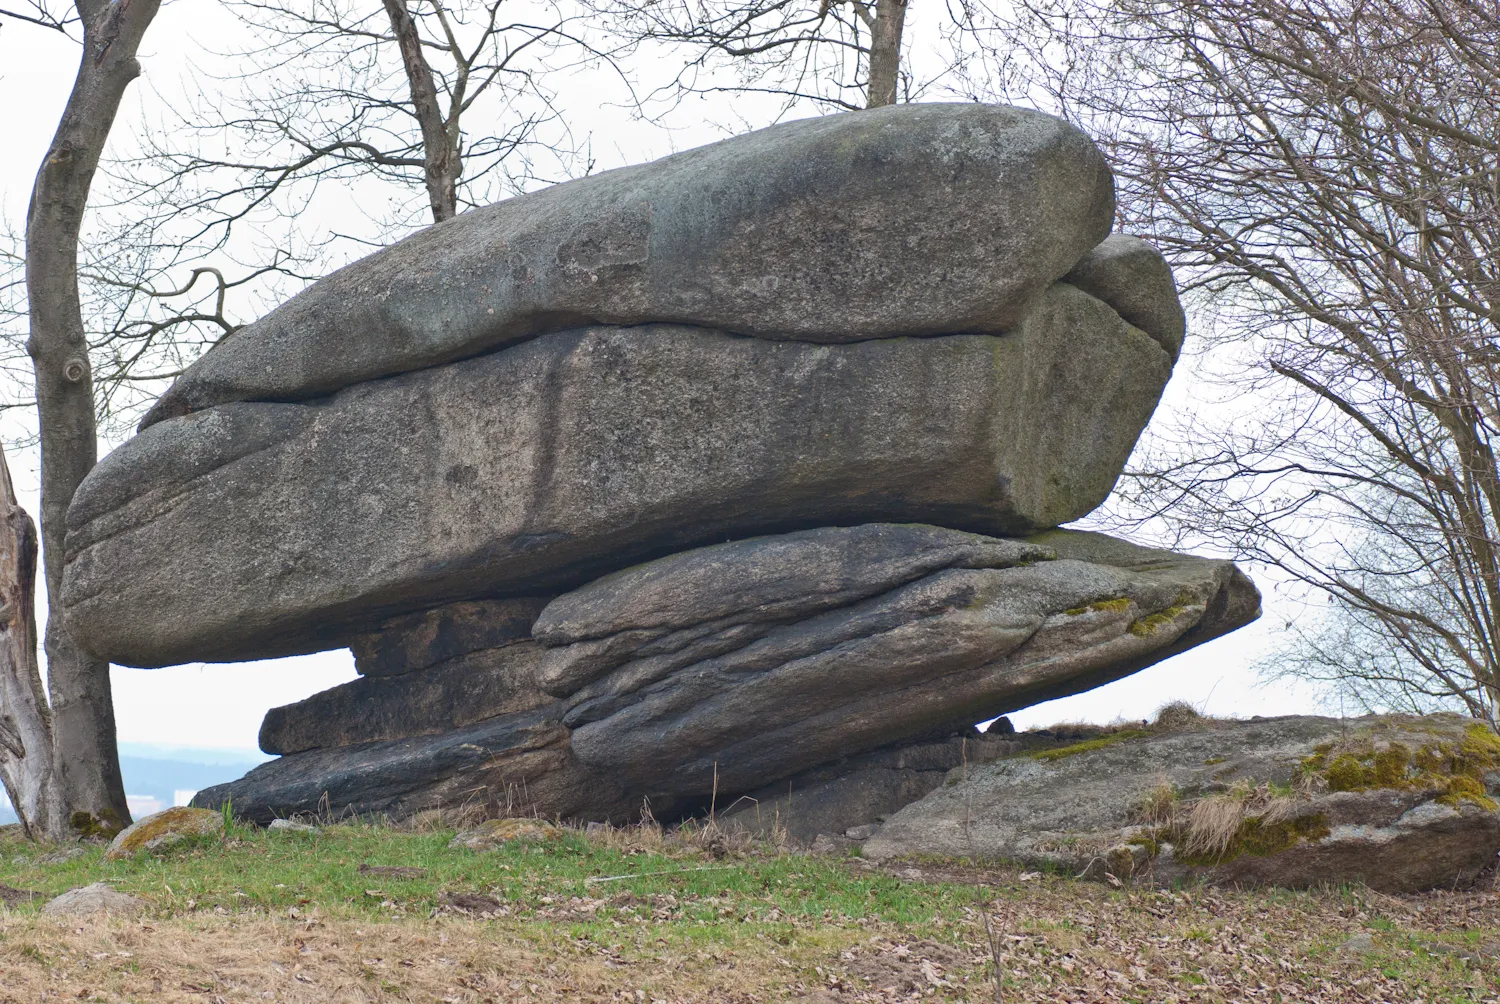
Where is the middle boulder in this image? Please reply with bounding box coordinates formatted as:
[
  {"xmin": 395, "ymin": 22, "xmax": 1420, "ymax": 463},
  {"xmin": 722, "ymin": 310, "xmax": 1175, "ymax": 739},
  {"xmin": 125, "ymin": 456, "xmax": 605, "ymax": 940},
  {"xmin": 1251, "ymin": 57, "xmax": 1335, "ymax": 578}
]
[{"xmin": 65, "ymin": 284, "xmax": 1171, "ymax": 666}]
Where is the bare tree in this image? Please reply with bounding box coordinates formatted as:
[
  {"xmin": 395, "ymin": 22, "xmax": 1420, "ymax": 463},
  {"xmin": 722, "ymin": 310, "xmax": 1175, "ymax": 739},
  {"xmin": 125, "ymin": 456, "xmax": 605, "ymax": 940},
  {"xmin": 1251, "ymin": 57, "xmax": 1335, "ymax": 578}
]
[
  {"xmin": 13, "ymin": 0, "xmax": 165, "ymax": 835},
  {"xmin": 131, "ymin": 0, "xmax": 594, "ymax": 263},
  {"xmin": 583, "ymin": 0, "xmax": 914, "ymax": 113},
  {"xmin": 958, "ymin": 0, "xmax": 1500, "ymax": 719}
]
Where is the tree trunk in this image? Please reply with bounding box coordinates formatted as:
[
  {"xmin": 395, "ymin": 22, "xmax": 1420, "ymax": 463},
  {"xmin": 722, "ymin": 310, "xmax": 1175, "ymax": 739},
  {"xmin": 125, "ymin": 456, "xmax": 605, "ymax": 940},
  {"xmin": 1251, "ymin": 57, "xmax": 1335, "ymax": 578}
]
[
  {"xmin": 25, "ymin": 0, "xmax": 162, "ymax": 837},
  {"xmin": 0, "ymin": 445, "xmax": 67, "ymax": 843},
  {"xmin": 382, "ymin": 0, "xmax": 460, "ymax": 222},
  {"xmin": 865, "ymin": 0, "xmax": 908, "ymax": 108}
]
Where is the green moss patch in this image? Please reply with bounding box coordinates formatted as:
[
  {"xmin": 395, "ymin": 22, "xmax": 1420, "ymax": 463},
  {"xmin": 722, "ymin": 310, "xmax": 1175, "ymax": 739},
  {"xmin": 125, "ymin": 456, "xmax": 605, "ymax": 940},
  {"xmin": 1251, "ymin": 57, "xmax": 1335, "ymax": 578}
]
[
  {"xmin": 1029, "ymin": 730, "xmax": 1151, "ymax": 762},
  {"xmin": 1063, "ymin": 596, "xmax": 1132, "ymax": 616},
  {"xmin": 1300, "ymin": 722, "xmax": 1500, "ymax": 810},
  {"xmin": 1129, "ymin": 604, "xmax": 1193, "ymax": 637}
]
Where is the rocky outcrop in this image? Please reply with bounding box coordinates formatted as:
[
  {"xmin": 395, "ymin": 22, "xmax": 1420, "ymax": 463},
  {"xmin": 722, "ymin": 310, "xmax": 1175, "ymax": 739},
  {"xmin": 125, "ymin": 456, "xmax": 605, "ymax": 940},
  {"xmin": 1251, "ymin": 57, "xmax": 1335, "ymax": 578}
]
[
  {"xmin": 864, "ymin": 713, "xmax": 1500, "ymax": 893},
  {"xmin": 196, "ymin": 525, "xmax": 1259, "ymax": 825},
  {"xmin": 65, "ymin": 287, "xmax": 1173, "ymax": 667},
  {"xmin": 73, "ymin": 102, "xmax": 1244, "ymax": 831},
  {"xmin": 140, "ymin": 103, "xmax": 1115, "ymax": 427}
]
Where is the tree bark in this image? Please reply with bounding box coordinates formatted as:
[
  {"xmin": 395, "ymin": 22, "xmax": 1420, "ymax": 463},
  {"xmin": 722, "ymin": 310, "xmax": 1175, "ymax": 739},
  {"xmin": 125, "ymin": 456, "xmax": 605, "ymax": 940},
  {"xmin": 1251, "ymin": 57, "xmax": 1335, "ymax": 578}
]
[
  {"xmin": 382, "ymin": 0, "xmax": 460, "ymax": 222},
  {"xmin": 0, "ymin": 445, "xmax": 67, "ymax": 842},
  {"xmin": 865, "ymin": 0, "xmax": 907, "ymax": 108},
  {"xmin": 25, "ymin": 0, "xmax": 162, "ymax": 837}
]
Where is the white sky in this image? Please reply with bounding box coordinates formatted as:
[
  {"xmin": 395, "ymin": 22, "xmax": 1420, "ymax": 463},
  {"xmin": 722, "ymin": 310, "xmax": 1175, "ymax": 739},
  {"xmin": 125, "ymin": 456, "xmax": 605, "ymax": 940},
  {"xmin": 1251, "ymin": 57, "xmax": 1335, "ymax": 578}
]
[{"xmin": 0, "ymin": 1, "xmax": 1330, "ymax": 756}]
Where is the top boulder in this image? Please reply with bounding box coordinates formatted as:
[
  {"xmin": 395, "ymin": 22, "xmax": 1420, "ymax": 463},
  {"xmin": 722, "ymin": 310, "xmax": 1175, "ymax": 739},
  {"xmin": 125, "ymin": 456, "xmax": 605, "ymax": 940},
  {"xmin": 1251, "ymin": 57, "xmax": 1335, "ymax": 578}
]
[{"xmin": 140, "ymin": 103, "xmax": 1113, "ymax": 427}]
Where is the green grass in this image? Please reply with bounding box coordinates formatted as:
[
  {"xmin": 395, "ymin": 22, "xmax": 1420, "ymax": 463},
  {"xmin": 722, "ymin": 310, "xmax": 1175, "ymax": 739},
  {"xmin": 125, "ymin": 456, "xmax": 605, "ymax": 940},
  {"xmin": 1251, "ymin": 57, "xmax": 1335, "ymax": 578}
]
[
  {"xmin": 1, "ymin": 822, "xmax": 1498, "ymax": 1002},
  {"xmin": 0, "ymin": 821, "xmax": 975, "ymax": 933}
]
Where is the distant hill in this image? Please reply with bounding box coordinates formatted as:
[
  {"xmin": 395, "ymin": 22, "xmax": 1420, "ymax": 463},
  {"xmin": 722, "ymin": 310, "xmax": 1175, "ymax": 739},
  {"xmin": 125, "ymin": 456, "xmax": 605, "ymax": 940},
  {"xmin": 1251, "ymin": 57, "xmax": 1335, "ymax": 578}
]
[{"xmin": 0, "ymin": 745, "xmax": 268, "ymax": 826}]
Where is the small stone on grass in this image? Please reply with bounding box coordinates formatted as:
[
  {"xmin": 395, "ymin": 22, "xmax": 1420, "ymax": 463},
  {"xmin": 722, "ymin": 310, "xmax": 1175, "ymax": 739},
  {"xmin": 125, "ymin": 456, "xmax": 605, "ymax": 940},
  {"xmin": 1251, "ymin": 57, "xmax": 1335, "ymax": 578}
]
[{"xmin": 42, "ymin": 883, "xmax": 144, "ymax": 917}]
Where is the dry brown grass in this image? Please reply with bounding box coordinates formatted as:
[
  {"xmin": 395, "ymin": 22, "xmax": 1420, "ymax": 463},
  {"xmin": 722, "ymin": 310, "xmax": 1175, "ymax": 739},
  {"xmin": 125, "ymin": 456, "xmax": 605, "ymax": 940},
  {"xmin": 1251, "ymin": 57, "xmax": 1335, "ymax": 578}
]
[
  {"xmin": 4, "ymin": 862, "xmax": 1500, "ymax": 1003},
  {"xmin": 1177, "ymin": 781, "xmax": 1307, "ymax": 860},
  {"xmin": 0, "ymin": 910, "xmax": 870, "ymax": 1003},
  {"xmin": 1152, "ymin": 700, "xmax": 1206, "ymax": 733},
  {"xmin": 1133, "ymin": 777, "xmax": 1181, "ymax": 829}
]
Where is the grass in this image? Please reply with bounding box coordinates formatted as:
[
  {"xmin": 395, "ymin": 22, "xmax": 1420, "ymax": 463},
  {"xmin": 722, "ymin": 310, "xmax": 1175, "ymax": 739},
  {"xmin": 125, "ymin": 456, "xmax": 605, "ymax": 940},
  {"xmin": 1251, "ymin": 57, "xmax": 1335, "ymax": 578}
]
[{"xmin": 0, "ymin": 819, "xmax": 1498, "ymax": 1002}]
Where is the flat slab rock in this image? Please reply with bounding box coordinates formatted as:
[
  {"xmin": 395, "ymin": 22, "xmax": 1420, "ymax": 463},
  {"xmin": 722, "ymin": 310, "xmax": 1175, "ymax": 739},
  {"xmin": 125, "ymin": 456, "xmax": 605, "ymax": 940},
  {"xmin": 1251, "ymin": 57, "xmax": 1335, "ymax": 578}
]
[
  {"xmin": 141, "ymin": 103, "xmax": 1117, "ymax": 426},
  {"xmin": 65, "ymin": 283, "xmax": 1171, "ymax": 667},
  {"xmin": 864, "ymin": 712, "xmax": 1500, "ymax": 893},
  {"xmin": 199, "ymin": 525, "xmax": 1258, "ymax": 824},
  {"xmin": 258, "ymin": 640, "xmax": 554, "ymax": 755}
]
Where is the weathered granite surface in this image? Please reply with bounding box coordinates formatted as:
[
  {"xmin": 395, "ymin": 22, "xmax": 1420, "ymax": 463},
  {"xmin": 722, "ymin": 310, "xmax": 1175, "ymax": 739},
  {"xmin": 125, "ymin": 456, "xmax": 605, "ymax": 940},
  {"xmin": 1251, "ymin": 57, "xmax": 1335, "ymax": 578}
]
[
  {"xmin": 65, "ymin": 285, "xmax": 1172, "ymax": 667},
  {"xmin": 552, "ymin": 527, "xmax": 1259, "ymax": 800},
  {"xmin": 864, "ymin": 713, "xmax": 1500, "ymax": 893},
  {"xmin": 141, "ymin": 103, "xmax": 1113, "ymax": 427}
]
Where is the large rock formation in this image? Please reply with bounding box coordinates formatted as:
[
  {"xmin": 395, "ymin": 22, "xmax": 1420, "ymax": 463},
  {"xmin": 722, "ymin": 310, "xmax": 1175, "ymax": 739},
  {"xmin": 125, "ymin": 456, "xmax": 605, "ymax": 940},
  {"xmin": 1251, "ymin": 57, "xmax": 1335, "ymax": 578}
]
[
  {"xmin": 53, "ymin": 101, "xmax": 1260, "ymax": 831},
  {"xmin": 195, "ymin": 525, "xmax": 1259, "ymax": 825},
  {"xmin": 862, "ymin": 713, "xmax": 1500, "ymax": 894}
]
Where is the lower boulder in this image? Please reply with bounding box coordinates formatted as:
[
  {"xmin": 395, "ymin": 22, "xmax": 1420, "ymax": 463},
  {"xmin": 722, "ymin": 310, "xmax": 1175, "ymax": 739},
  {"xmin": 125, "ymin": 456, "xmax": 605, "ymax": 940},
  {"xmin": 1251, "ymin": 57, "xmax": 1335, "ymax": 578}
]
[
  {"xmin": 197, "ymin": 524, "xmax": 1260, "ymax": 825},
  {"xmin": 863, "ymin": 712, "xmax": 1500, "ymax": 893},
  {"xmin": 552, "ymin": 526, "xmax": 1259, "ymax": 800},
  {"xmin": 198, "ymin": 708, "xmax": 639, "ymax": 826}
]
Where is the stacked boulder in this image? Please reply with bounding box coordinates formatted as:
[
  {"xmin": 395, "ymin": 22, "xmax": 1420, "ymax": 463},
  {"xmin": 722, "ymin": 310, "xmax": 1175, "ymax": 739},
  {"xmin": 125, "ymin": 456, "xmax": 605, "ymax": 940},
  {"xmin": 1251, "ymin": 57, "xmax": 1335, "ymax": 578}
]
[{"xmin": 59, "ymin": 103, "xmax": 1260, "ymax": 828}]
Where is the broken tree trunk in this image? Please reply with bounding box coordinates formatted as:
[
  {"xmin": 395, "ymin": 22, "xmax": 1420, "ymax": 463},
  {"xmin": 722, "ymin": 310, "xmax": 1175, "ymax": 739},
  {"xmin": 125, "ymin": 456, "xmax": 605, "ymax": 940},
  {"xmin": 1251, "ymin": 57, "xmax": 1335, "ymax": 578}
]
[{"xmin": 0, "ymin": 445, "xmax": 66, "ymax": 842}]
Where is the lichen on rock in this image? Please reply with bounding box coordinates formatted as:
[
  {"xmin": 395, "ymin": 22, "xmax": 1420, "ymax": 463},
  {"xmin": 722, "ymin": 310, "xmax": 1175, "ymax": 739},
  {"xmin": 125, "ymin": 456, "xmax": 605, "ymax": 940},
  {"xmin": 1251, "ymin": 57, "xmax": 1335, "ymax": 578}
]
[{"xmin": 104, "ymin": 807, "xmax": 224, "ymax": 861}]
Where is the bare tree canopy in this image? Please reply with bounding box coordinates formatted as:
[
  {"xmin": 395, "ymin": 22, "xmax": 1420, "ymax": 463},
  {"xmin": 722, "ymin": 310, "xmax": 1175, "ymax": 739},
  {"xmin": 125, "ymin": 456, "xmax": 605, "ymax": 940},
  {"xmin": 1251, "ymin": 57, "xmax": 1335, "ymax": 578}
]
[
  {"xmin": 584, "ymin": 0, "xmax": 918, "ymax": 113},
  {"xmin": 135, "ymin": 0, "xmax": 596, "ymax": 247},
  {"xmin": 961, "ymin": 0, "xmax": 1500, "ymax": 719}
]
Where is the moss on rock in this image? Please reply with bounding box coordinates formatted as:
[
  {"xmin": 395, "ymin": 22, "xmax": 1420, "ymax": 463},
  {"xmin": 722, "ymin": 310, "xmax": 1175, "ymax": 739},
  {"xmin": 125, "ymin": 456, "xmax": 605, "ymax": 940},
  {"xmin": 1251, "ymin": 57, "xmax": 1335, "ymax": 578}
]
[
  {"xmin": 70, "ymin": 808, "xmax": 126, "ymax": 841},
  {"xmin": 1299, "ymin": 721, "xmax": 1500, "ymax": 809},
  {"xmin": 1064, "ymin": 596, "xmax": 1132, "ymax": 617},
  {"xmin": 105, "ymin": 807, "xmax": 224, "ymax": 860},
  {"xmin": 1167, "ymin": 811, "xmax": 1331, "ymax": 867},
  {"xmin": 1029, "ymin": 729, "xmax": 1151, "ymax": 762}
]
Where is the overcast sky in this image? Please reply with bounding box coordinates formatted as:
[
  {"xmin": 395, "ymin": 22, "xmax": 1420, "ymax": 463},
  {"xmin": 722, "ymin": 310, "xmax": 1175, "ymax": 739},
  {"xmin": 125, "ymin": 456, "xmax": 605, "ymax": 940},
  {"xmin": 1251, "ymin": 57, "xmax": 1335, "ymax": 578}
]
[{"xmin": 0, "ymin": 0, "xmax": 1328, "ymax": 755}]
